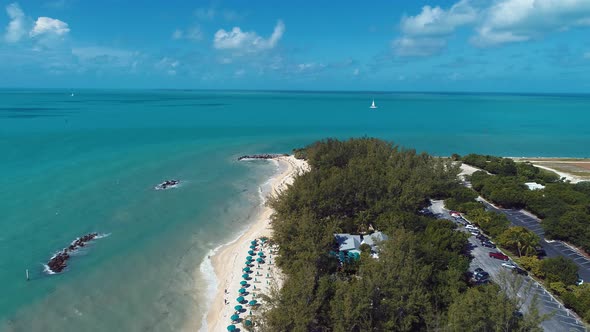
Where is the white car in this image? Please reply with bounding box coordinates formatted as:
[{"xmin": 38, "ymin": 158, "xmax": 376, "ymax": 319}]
[
  {"xmin": 501, "ymin": 262, "xmax": 517, "ymax": 270},
  {"xmin": 465, "ymin": 225, "xmax": 479, "ymax": 231}
]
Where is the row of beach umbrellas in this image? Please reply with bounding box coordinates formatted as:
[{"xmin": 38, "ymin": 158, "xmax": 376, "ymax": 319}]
[{"xmin": 228, "ymin": 238, "xmax": 268, "ymax": 331}]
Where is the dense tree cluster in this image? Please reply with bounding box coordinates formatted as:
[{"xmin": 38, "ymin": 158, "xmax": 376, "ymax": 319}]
[
  {"xmin": 259, "ymin": 139, "xmax": 541, "ymax": 331},
  {"xmin": 461, "ymin": 154, "xmax": 590, "ymax": 253}
]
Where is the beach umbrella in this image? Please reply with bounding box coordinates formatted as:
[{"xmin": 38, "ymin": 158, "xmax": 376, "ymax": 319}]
[
  {"xmin": 246, "ymin": 256, "xmax": 253, "ymax": 261},
  {"xmin": 256, "ymin": 258, "xmax": 264, "ymax": 263},
  {"xmin": 242, "ymin": 274, "xmax": 249, "ymax": 279},
  {"xmin": 249, "ymin": 245, "xmax": 256, "ymax": 249},
  {"xmin": 238, "ymin": 288, "xmax": 246, "ymax": 294},
  {"xmin": 249, "ymin": 300, "xmax": 257, "ymax": 306},
  {"xmin": 227, "ymin": 325, "xmax": 236, "ymax": 331},
  {"xmin": 235, "ymin": 305, "xmax": 243, "ymax": 311},
  {"xmin": 237, "ymin": 296, "xmax": 245, "ymax": 302},
  {"xmin": 245, "ymin": 261, "xmax": 252, "ymax": 266},
  {"xmin": 231, "ymin": 314, "xmax": 240, "ymax": 321},
  {"xmin": 253, "ymin": 285, "xmax": 256, "ymax": 290},
  {"xmin": 258, "ymin": 252, "xmax": 264, "ymax": 256},
  {"xmin": 240, "ymin": 281, "xmax": 247, "ymax": 286},
  {"xmin": 243, "ymin": 267, "xmax": 251, "ymax": 272},
  {"xmin": 245, "ymin": 320, "xmax": 252, "ymax": 326},
  {"xmin": 248, "ymin": 250, "xmax": 254, "ymax": 255},
  {"xmin": 251, "ymin": 240, "xmax": 257, "ymax": 245}
]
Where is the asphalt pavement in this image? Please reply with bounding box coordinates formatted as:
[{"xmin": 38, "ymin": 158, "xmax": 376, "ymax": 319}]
[
  {"xmin": 429, "ymin": 200, "xmax": 587, "ymax": 332},
  {"xmin": 477, "ymin": 198, "xmax": 590, "ymax": 283}
]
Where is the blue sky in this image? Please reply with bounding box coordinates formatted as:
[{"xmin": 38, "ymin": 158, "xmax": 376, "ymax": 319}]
[{"xmin": 1, "ymin": 0, "xmax": 590, "ymax": 92}]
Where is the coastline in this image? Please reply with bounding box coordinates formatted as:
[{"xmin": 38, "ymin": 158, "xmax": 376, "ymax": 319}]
[{"xmin": 201, "ymin": 155, "xmax": 309, "ymax": 332}]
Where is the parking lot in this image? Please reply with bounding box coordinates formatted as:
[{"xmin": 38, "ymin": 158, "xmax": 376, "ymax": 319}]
[
  {"xmin": 479, "ymin": 198, "xmax": 590, "ymax": 283},
  {"xmin": 429, "ymin": 200, "xmax": 587, "ymax": 331}
]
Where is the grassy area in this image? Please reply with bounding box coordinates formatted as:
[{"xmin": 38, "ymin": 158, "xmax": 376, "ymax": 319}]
[{"xmin": 509, "ymin": 158, "xmax": 590, "ymax": 180}]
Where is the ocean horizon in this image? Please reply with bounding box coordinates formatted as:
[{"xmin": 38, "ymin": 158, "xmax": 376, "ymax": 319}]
[{"xmin": 1, "ymin": 89, "xmax": 589, "ymax": 331}]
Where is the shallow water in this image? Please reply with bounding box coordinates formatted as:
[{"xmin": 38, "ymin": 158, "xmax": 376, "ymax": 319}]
[{"xmin": 1, "ymin": 90, "xmax": 589, "ymax": 331}]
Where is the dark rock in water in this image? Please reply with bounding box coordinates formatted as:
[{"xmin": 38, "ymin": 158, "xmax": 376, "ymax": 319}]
[
  {"xmin": 46, "ymin": 232, "xmax": 99, "ymax": 273},
  {"xmin": 238, "ymin": 153, "xmax": 289, "ymax": 161},
  {"xmin": 155, "ymin": 179, "xmax": 180, "ymax": 190}
]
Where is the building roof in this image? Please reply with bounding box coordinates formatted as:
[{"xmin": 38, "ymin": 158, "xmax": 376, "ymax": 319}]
[
  {"xmin": 362, "ymin": 231, "xmax": 389, "ymax": 247},
  {"xmin": 334, "ymin": 233, "xmax": 361, "ymax": 251},
  {"xmin": 525, "ymin": 182, "xmax": 545, "ymax": 190}
]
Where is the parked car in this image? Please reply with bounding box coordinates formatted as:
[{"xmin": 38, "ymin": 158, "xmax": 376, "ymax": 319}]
[
  {"xmin": 469, "ymin": 229, "xmax": 480, "ymax": 236},
  {"xmin": 501, "ymin": 262, "xmax": 517, "ymax": 270},
  {"xmin": 476, "ymin": 233, "xmax": 488, "ymax": 241},
  {"xmin": 475, "ymin": 271, "xmax": 490, "ymax": 280},
  {"xmin": 474, "ymin": 267, "xmax": 484, "ymax": 274},
  {"xmin": 513, "ymin": 267, "xmax": 528, "ymax": 276},
  {"xmin": 489, "ymin": 251, "xmax": 509, "ymax": 261},
  {"xmin": 481, "ymin": 241, "xmax": 496, "ymax": 248},
  {"xmin": 577, "ymin": 278, "xmax": 584, "ymax": 286},
  {"xmin": 465, "ymin": 225, "xmax": 478, "ymax": 231}
]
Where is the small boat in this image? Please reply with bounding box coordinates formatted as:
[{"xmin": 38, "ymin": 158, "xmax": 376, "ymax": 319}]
[
  {"xmin": 70, "ymin": 93, "xmax": 75, "ymax": 97},
  {"xmin": 155, "ymin": 179, "xmax": 180, "ymax": 190},
  {"xmin": 369, "ymin": 99, "xmax": 377, "ymax": 109}
]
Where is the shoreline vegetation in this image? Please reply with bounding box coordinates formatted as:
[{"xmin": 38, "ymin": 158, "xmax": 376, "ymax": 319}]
[
  {"xmin": 204, "ymin": 155, "xmax": 309, "ymax": 332},
  {"xmin": 251, "ymin": 139, "xmax": 543, "ymax": 331},
  {"xmin": 203, "ymin": 143, "xmax": 590, "ymax": 331}
]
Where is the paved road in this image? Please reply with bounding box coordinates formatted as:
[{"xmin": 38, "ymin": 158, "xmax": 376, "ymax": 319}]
[
  {"xmin": 429, "ymin": 200, "xmax": 587, "ymax": 331},
  {"xmin": 477, "ymin": 198, "xmax": 590, "ymax": 283}
]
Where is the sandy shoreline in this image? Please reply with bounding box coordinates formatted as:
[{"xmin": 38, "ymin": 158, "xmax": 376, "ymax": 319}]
[{"xmin": 202, "ymin": 155, "xmax": 309, "ymax": 332}]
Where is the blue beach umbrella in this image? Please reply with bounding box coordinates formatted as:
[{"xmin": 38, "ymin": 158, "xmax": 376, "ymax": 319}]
[
  {"xmin": 248, "ymin": 250, "xmax": 255, "ymax": 255},
  {"xmin": 237, "ymin": 296, "xmax": 245, "ymax": 302},
  {"xmin": 238, "ymin": 288, "xmax": 246, "ymax": 294},
  {"xmin": 234, "ymin": 305, "xmax": 243, "ymax": 311},
  {"xmin": 256, "ymin": 258, "xmax": 264, "ymax": 263},
  {"xmin": 243, "ymin": 267, "xmax": 251, "ymax": 272},
  {"xmin": 251, "ymin": 240, "xmax": 257, "ymax": 245},
  {"xmin": 249, "ymin": 245, "xmax": 256, "ymax": 249},
  {"xmin": 246, "ymin": 256, "xmax": 253, "ymax": 261},
  {"xmin": 245, "ymin": 320, "xmax": 252, "ymax": 326},
  {"xmin": 249, "ymin": 300, "xmax": 257, "ymax": 306},
  {"xmin": 231, "ymin": 314, "xmax": 239, "ymax": 321},
  {"xmin": 258, "ymin": 252, "xmax": 264, "ymax": 257},
  {"xmin": 242, "ymin": 274, "xmax": 249, "ymax": 279},
  {"xmin": 245, "ymin": 261, "xmax": 252, "ymax": 266},
  {"xmin": 240, "ymin": 281, "xmax": 247, "ymax": 286},
  {"xmin": 227, "ymin": 325, "xmax": 236, "ymax": 331}
]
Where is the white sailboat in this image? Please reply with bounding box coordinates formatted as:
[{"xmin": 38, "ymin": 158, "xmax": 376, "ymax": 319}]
[{"xmin": 369, "ymin": 99, "xmax": 377, "ymax": 109}]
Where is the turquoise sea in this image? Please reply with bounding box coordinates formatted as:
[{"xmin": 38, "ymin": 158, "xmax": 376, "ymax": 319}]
[{"xmin": 1, "ymin": 90, "xmax": 589, "ymax": 331}]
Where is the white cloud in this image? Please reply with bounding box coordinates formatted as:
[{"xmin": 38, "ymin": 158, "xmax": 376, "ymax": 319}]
[
  {"xmin": 393, "ymin": 37, "xmax": 446, "ymax": 57},
  {"xmin": 394, "ymin": 0, "xmax": 476, "ymax": 57},
  {"xmin": 3, "ymin": 3, "xmax": 69, "ymax": 43},
  {"xmin": 4, "ymin": 3, "xmax": 28, "ymax": 42},
  {"xmin": 155, "ymin": 57, "xmax": 180, "ymax": 75},
  {"xmin": 172, "ymin": 26, "xmax": 203, "ymax": 41},
  {"xmin": 472, "ymin": 0, "xmax": 590, "ymax": 47},
  {"xmin": 30, "ymin": 17, "xmax": 69, "ymax": 37},
  {"xmin": 195, "ymin": 8, "xmax": 216, "ymax": 21},
  {"xmin": 401, "ymin": 0, "xmax": 477, "ymax": 36},
  {"xmin": 213, "ymin": 20, "xmax": 284, "ymax": 52}
]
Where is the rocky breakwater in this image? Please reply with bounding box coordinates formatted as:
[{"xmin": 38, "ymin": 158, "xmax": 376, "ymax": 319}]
[
  {"xmin": 237, "ymin": 153, "xmax": 289, "ymax": 161},
  {"xmin": 46, "ymin": 233, "xmax": 99, "ymax": 273}
]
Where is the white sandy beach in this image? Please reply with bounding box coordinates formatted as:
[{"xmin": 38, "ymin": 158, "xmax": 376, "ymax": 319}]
[{"xmin": 203, "ymin": 155, "xmax": 309, "ymax": 332}]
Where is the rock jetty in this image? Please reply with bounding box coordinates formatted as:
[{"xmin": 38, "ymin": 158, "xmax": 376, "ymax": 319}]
[
  {"xmin": 237, "ymin": 153, "xmax": 289, "ymax": 161},
  {"xmin": 46, "ymin": 232, "xmax": 99, "ymax": 273}
]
